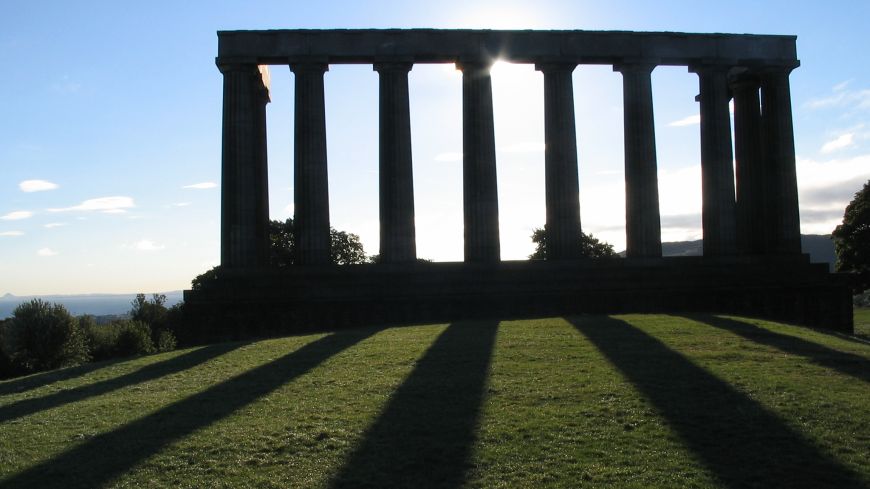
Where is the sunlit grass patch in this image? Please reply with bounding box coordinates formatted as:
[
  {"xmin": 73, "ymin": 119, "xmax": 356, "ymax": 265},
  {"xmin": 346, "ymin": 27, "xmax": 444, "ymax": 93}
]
[{"xmin": 0, "ymin": 316, "xmax": 867, "ymax": 488}]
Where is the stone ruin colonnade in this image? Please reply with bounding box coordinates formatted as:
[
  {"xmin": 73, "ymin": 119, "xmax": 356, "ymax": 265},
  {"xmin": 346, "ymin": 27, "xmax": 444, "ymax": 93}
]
[{"xmin": 216, "ymin": 29, "xmax": 802, "ymax": 267}]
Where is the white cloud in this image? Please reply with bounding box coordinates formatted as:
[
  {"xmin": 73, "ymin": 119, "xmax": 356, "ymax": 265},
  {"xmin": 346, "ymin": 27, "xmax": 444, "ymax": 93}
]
[
  {"xmin": 44, "ymin": 222, "xmax": 68, "ymax": 228},
  {"xmin": 182, "ymin": 182, "xmax": 218, "ymax": 189},
  {"xmin": 129, "ymin": 240, "xmax": 166, "ymax": 252},
  {"xmin": 1, "ymin": 210, "xmax": 33, "ymax": 220},
  {"xmin": 821, "ymin": 133, "xmax": 855, "ymax": 154},
  {"xmin": 50, "ymin": 75, "xmax": 81, "ymax": 94},
  {"xmin": 37, "ymin": 248, "xmax": 58, "ymax": 257},
  {"xmin": 797, "ymin": 153, "xmax": 870, "ymax": 234},
  {"xmin": 668, "ymin": 114, "xmax": 701, "ymax": 127},
  {"xmin": 434, "ymin": 152, "xmax": 463, "ymax": 162},
  {"xmin": 0, "ymin": 231, "xmax": 24, "ymax": 237},
  {"xmin": 806, "ymin": 83, "xmax": 870, "ymax": 110},
  {"xmin": 171, "ymin": 202, "xmax": 191, "ymax": 207},
  {"xmin": 48, "ymin": 196, "xmax": 134, "ymax": 213},
  {"xmin": 19, "ymin": 179, "xmax": 59, "ymax": 192}
]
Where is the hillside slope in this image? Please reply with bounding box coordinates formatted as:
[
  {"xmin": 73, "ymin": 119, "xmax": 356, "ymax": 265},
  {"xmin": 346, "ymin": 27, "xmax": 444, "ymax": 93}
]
[{"xmin": 0, "ymin": 316, "xmax": 867, "ymax": 488}]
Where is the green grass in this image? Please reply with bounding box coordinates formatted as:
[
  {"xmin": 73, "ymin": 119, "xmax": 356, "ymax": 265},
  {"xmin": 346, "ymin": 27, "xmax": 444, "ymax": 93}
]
[
  {"xmin": 0, "ymin": 314, "xmax": 868, "ymax": 488},
  {"xmin": 855, "ymin": 307, "xmax": 870, "ymax": 338}
]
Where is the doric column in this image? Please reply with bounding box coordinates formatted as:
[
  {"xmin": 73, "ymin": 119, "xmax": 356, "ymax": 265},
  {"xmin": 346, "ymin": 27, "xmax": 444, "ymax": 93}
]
[
  {"xmin": 458, "ymin": 60, "xmax": 500, "ymax": 263},
  {"xmin": 374, "ymin": 62, "xmax": 417, "ymax": 263},
  {"xmin": 218, "ymin": 62, "xmax": 271, "ymax": 268},
  {"xmin": 537, "ymin": 62, "xmax": 581, "ymax": 260},
  {"xmin": 290, "ymin": 62, "xmax": 331, "ymax": 265},
  {"xmin": 692, "ymin": 64, "xmax": 737, "ymax": 257},
  {"xmin": 761, "ymin": 66, "xmax": 802, "ymax": 255},
  {"xmin": 731, "ymin": 74, "xmax": 767, "ymax": 255},
  {"xmin": 614, "ymin": 62, "xmax": 662, "ymax": 258}
]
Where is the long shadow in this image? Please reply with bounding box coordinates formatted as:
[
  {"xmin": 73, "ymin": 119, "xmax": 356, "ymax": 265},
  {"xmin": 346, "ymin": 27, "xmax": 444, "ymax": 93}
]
[
  {"xmin": 679, "ymin": 314, "xmax": 870, "ymax": 383},
  {"xmin": 568, "ymin": 316, "xmax": 866, "ymax": 489},
  {"xmin": 328, "ymin": 320, "xmax": 499, "ymax": 489},
  {"xmin": 0, "ymin": 361, "xmax": 120, "ymax": 397},
  {"xmin": 0, "ymin": 342, "xmax": 248, "ymax": 423},
  {"xmin": 0, "ymin": 327, "xmax": 381, "ymax": 489}
]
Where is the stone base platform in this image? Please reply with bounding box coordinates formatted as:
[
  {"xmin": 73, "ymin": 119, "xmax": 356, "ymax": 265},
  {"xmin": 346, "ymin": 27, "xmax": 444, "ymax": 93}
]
[{"xmin": 182, "ymin": 255, "xmax": 853, "ymax": 341}]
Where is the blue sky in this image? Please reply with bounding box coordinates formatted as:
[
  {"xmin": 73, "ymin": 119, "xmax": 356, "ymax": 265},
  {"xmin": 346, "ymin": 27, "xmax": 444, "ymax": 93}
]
[{"xmin": 2, "ymin": 0, "xmax": 869, "ymax": 295}]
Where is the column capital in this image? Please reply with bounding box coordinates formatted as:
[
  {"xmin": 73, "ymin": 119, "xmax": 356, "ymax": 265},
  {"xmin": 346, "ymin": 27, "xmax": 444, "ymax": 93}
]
[
  {"xmin": 613, "ymin": 61, "xmax": 656, "ymax": 75},
  {"xmin": 455, "ymin": 59, "xmax": 493, "ymax": 74},
  {"xmin": 534, "ymin": 62, "xmax": 577, "ymax": 73},
  {"xmin": 216, "ymin": 60, "xmax": 260, "ymax": 75},
  {"xmin": 289, "ymin": 62, "xmax": 329, "ymax": 74},
  {"xmin": 373, "ymin": 62, "xmax": 413, "ymax": 74},
  {"xmin": 688, "ymin": 63, "xmax": 734, "ymax": 76},
  {"xmin": 729, "ymin": 71, "xmax": 761, "ymax": 90}
]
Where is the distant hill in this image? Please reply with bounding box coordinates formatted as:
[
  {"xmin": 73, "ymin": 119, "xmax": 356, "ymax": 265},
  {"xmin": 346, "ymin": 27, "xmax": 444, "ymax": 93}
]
[
  {"xmin": 0, "ymin": 291, "xmax": 184, "ymax": 319},
  {"xmin": 620, "ymin": 234, "xmax": 837, "ymax": 270}
]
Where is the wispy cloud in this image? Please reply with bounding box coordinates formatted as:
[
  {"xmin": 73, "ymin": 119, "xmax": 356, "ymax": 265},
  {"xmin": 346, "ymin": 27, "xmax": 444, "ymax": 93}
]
[
  {"xmin": 668, "ymin": 114, "xmax": 701, "ymax": 127},
  {"xmin": 37, "ymin": 248, "xmax": 58, "ymax": 257},
  {"xmin": 1, "ymin": 211, "xmax": 33, "ymax": 220},
  {"xmin": 0, "ymin": 231, "xmax": 24, "ymax": 237},
  {"xmin": 434, "ymin": 152, "xmax": 463, "ymax": 162},
  {"xmin": 49, "ymin": 75, "xmax": 81, "ymax": 94},
  {"xmin": 182, "ymin": 182, "xmax": 218, "ymax": 189},
  {"xmin": 128, "ymin": 240, "xmax": 165, "ymax": 252},
  {"xmin": 821, "ymin": 133, "xmax": 855, "ymax": 154},
  {"xmin": 171, "ymin": 202, "xmax": 191, "ymax": 207},
  {"xmin": 48, "ymin": 196, "xmax": 134, "ymax": 213},
  {"xmin": 19, "ymin": 179, "xmax": 59, "ymax": 192},
  {"xmin": 44, "ymin": 222, "xmax": 68, "ymax": 229},
  {"xmin": 805, "ymin": 82, "xmax": 870, "ymax": 110}
]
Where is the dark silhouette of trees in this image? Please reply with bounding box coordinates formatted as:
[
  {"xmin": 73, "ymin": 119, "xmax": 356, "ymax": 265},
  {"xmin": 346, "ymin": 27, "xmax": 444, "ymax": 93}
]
[
  {"xmin": 269, "ymin": 218, "xmax": 367, "ymax": 267},
  {"xmin": 528, "ymin": 225, "xmax": 617, "ymax": 260},
  {"xmin": 832, "ymin": 179, "xmax": 870, "ymax": 292},
  {"xmin": 193, "ymin": 219, "xmax": 368, "ymax": 289}
]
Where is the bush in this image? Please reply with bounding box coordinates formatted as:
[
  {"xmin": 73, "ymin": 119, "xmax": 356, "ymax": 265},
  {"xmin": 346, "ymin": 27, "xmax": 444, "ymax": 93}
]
[
  {"xmin": 156, "ymin": 330, "xmax": 177, "ymax": 352},
  {"xmin": 0, "ymin": 319, "xmax": 19, "ymax": 379},
  {"xmin": 113, "ymin": 320, "xmax": 155, "ymax": 357},
  {"xmin": 82, "ymin": 316, "xmax": 122, "ymax": 362},
  {"xmin": 4, "ymin": 299, "xmax": 89, "ymax": 373}
]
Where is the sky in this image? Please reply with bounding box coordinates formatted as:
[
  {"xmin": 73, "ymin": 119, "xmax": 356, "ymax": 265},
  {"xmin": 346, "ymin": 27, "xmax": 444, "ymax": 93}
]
[{"xmin": 1, "ymin": 0, "xmax": 869, "ymax": 295}]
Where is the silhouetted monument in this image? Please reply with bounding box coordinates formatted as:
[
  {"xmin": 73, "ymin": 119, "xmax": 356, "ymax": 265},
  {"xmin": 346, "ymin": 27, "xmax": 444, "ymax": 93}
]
[{"xmin": 184, "ymin": 29, "xmax": 854, "ymax": 334}]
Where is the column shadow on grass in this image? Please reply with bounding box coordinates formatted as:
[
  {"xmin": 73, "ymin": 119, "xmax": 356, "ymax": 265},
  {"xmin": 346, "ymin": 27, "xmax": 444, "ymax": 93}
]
[
  {"xmin": 328, "ymin": 320, "xmax": 499, "ymax": 489},
  {"xmin": 0, "ymin": 326, "xmax": 381, "ymax": 489},
  {"xmin": 0, "ymin": 361, "xmax": 120, "ymax": 397},
  {"xmin": 568, "ymin": 316, "xmax": 866, "ymax": 489},
  {"xmin": 0, "ymin": 342, "xmax": 249, "ymax": 423},
  {"xmin": 678, "ymin": 314, "xmax": 870, "ymax": 384}
]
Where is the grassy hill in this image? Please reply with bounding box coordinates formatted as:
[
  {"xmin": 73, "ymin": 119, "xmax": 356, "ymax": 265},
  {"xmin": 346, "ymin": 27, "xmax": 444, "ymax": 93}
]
[{"xmin": 0, "ymin": 315, "xmax": 868, "ymax": 488}]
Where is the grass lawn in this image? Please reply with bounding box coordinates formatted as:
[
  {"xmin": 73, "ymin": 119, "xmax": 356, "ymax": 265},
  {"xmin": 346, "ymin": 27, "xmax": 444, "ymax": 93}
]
[
  {"xmin": 0, "ymin": 314, "xmax": 867, "ymax": 488},
  {"xmin": 855, "ymin": 307, "xmax": 870, "ymax": 339}
]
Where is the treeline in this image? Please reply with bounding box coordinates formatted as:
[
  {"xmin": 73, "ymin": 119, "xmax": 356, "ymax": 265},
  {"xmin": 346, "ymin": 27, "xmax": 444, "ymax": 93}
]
[{"xmin": 0, "ymin": 294, "xmax": 180, "ymax": 380}]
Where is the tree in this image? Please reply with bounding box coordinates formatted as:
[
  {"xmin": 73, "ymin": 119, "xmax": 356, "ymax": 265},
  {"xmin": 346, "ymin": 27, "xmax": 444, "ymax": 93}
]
[
  {"xmin": 528, "ymin": 225, "xmax": 617, "ymax": 260},
  {"xmin": 269, "ymin": 218, "xmax": 368, "ymax": 267},
  {"xmin": 2, "ymin": 299, "xmax": 89, "ymax": 372},
  {"xmin": 193, "ymin": 219, "xmax": 368, "ymax": 288},
  {"xmin": 130, "ymin": 293, "xmax": 168, "ymax": 331},
  {"xmin": 832, "ymin": 179, "xmax": 870, "ymax": 292}
]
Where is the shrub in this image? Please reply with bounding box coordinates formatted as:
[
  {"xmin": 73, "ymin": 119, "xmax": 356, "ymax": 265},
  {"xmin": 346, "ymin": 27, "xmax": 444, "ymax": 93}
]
[
  {"xmin": 82, "ymin": 316, "xmax": 122, "ymax": 362},
  {"xmin": 156, "ymin": 330, "xmax": 177, "ymax": 352},
  {"xmin": 113, "ymin": 320, "xmax": 155, "ymax": 357},
  {"xmin": 5, "ymin": 299, "xmax": 89, "ymax": 373}
]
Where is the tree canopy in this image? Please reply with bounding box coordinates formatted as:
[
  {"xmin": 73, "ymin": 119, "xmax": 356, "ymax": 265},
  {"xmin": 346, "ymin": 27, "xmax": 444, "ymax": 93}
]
[
  {"xmin": 193, "ymin": 219, "xmax": 368, "ymax": 289},
  {"xmin": 832, "ymin": 179, "xmax": 870, "ymax": 292},
  {"xmin": 529, "ymin": 225, "xmax": 617, "ymax": 260},
  {"xmin": 269, "ymin": 218, "xmax": 367, "ymax": 267}
]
